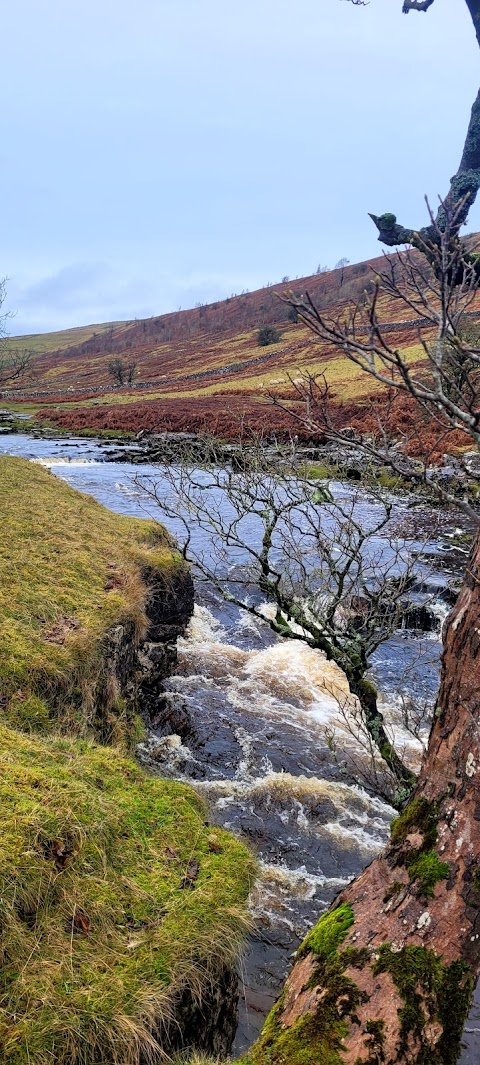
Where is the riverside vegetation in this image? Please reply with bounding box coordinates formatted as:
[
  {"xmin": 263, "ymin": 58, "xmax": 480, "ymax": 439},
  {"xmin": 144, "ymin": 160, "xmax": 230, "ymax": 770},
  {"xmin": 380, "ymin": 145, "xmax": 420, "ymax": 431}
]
[{"xmin": 0, "ymin": 456, "xmax": 255, "ymax": 1064}]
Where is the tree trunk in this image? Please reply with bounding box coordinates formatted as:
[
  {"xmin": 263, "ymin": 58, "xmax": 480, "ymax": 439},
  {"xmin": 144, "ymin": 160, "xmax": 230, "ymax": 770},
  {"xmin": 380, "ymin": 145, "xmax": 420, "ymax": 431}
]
[{"xmin": 242, "ymin": 531, "xmax": 480, "ymax": 1065}]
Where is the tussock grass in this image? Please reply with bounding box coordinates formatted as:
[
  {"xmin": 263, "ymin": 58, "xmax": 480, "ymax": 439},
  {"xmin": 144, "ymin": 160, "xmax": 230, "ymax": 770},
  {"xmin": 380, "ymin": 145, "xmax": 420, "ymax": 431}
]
[
  {"xmin": 0, "ymin": 725, "xmax": 255, "ymax": 1064},
  {"xmin": 0, "ymin": 456, "xmax": 182, "ymax": 741}
]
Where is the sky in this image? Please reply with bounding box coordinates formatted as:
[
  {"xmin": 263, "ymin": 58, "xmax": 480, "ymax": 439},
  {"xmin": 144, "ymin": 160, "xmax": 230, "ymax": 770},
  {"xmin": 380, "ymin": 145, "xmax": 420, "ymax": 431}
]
[{"xmin": 1, "ymin": 0, "xmax": 478, "ymax": 335}]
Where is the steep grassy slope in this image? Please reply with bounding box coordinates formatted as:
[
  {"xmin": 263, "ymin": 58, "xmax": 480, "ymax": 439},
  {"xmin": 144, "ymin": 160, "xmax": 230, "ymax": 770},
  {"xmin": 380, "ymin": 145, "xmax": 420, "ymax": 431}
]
[
  {"xmin": 0, "ymin": 456, "xmax": 181, "ymax": 741},
  {"xmin": 0, "ymin": 457, "xmax": 255, "ymax": 1063},
  {"xmin": 8, "ymin": 319, "xmax": 125, "ymax": 356}
]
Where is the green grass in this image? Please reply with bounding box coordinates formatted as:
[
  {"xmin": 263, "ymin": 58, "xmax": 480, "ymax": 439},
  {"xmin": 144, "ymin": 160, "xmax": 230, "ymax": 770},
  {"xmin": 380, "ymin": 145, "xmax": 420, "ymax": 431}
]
[
  {"xmin": 0, "ymin": 725, "xmax": 255, "ymax": 1064},
  {"xmin": 0, "ymin": 457, "xmax": 255, "ymax": 1062},
  {"xmin": 7, "ymin": 321, "xmax": 125, "ymax": 355},
  {"xmin": 0, "ymin": 456, "xmax": 183, "ymax": 741}
]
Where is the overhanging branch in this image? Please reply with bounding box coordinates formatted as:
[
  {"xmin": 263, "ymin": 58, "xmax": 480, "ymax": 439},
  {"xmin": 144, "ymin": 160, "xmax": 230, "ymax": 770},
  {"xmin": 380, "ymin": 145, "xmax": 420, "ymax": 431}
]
[{"xmin": 371, "ymin": 0, "xmax": 480, "ymax": 251}]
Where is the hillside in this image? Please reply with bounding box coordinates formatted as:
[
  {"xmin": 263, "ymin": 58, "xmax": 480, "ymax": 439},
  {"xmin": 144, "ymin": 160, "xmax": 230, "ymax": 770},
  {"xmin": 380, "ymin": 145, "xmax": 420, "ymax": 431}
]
[{"xmin": 2, "ymin": 251, "xmax": 475, "ymax": 440}]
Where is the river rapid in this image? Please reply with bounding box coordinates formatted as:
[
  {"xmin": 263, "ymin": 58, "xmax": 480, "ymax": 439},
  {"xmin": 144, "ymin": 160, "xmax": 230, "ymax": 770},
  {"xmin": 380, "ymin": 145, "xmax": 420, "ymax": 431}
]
[{"xmin": 1, "ymin": 431, "xmax": 478, "ymax": 1061}]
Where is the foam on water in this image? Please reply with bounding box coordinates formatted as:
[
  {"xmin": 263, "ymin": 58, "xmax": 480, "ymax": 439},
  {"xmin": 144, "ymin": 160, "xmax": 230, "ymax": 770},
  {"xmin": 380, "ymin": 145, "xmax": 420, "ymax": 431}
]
[
  {"xmin": 179, "ymin": 606, "xmax": 357, "ymax": 735},
  {"xmin": 178, "ymin": 605, "xmax": 415, "ymax": 778},
  {"xmin": 198, "ymin": 771, "xmax": 393, "ymax": 843},
  {"xmin": 33, "ymin": 457, "xmax": 101, "ymax": 468}
]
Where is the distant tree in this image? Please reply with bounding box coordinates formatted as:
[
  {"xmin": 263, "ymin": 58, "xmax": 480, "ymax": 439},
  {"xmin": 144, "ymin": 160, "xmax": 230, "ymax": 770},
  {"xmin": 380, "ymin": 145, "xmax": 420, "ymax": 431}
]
[
  {"xmin": 107, "ymin": 358, "xmax": 125, "ymax": 386},
  {"xmin": 335, "ymin": 256, "xmax": 351, "ymax": 287},
  {"xmin": 315, "ymin": 263, "xmax": 329, "ymax": 274},
  {"xmin": 257, "ymin": 325, "xmax": 282, "ymax": 347},
  {"xmin": 125, "ymin": 361, "xmax": 137, "ymax": 385},
  {"xmin": 0, "ymin": 279, "xmax": 33, "ymax": 389},
  {"xmin": 107, "ymin": 358, "xmax": 137, "ymax": 387}
]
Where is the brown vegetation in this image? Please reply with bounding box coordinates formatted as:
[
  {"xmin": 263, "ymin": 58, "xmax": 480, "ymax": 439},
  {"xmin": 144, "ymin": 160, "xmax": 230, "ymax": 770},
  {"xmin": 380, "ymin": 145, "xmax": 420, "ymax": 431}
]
[{"xmin": 7, "ymin": 249, "xmax": 477, "ymax": 445}]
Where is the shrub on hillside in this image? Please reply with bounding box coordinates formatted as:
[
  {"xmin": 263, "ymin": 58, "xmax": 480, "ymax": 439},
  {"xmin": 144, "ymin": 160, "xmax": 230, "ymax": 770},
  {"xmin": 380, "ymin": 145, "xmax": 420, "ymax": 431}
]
[{"xmin": 257, "ymin": 325, "xmax": 282, "ymax": 347}]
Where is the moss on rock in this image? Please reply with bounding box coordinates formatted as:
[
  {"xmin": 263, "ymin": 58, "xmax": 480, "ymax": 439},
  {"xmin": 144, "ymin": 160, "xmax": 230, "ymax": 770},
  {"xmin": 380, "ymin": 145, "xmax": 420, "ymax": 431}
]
[
  {"xmin": 298, "ymin": 902, "xmax": 354, "ymax": 960},
  {"xmin": 244, "ymin": 905, "xmax": 368, "ymax": 1065},
  {"xmin": 390, "ymin": 796, "xmax": 439, "ymax": 849},
  {"xmin": 406, "ymin": 850, "xmax": 449, "ymax": 898}
]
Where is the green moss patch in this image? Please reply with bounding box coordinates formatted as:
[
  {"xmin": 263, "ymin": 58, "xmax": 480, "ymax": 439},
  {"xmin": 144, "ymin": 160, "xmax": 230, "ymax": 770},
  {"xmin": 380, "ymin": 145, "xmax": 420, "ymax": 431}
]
[
  {"xmin": 298, "ymin": 903, "xmax": 354, "ymax": 960},
  {"xmin": 245, "ymin": 905, "xmax": 368, "ymax": 1065},
  {"xmin": 390, "ymin": 797, "xmax": 438, "ymax": 849},
  {"xmin": 0, "ymin": 724, "xmax": 255, "ymax": 1064},
  {"xmin": 373, "ymin": 945, "xmax": 473, "ymax": 1064},
  {"xmin": 390, "ymin": 796, "xmax": 449, "ymax": 897},
  {"xmin": 0, "ymin": 456, "xmax": 184, "ymax": 741},
  {"xmin": 407, "ymin": 851, "xmax": 449, "ymax": 898}
]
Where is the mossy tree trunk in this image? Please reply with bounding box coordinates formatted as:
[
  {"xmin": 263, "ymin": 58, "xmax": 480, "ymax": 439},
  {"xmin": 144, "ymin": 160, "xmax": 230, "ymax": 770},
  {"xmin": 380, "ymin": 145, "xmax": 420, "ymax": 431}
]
[{"xmin": 243, "ymin": 531, "xmax": 480, "ymax": 1065}]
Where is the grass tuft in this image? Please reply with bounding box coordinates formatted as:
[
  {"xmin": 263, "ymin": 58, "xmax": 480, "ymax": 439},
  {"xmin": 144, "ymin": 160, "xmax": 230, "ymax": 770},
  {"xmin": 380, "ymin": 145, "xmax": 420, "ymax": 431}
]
[{"xmin": 0, "ymin": 725, "xmax": 255, "ymax": 1064}]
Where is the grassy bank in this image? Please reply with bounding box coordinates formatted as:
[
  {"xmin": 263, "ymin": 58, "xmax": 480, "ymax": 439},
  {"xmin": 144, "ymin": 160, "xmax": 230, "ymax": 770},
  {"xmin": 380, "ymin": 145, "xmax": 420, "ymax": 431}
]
[
  {"xmin": 0, "ymin": 456, "xmax": 182, "ymax": 741},
  {"xmin": 0, "ymin": 726, "xmax": 254, "ymax": 1064},
  {"xmin": 0, "ymin": 457, "xmax": 255, "ymax": 1062}
]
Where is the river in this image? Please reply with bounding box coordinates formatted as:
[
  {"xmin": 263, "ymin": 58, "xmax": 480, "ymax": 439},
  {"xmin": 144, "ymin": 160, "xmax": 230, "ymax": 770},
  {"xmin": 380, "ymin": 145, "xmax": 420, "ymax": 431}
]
[{"xmin": 1, "ymin": 430, "xmax": 478, "ymax": 1061}]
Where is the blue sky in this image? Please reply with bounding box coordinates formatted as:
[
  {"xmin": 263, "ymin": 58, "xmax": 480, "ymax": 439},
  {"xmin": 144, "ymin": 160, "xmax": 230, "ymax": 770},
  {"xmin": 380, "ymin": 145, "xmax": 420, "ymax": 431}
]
[{"xmin": 2, "ymin": 0, "xmax": 478, "ymax": 335}]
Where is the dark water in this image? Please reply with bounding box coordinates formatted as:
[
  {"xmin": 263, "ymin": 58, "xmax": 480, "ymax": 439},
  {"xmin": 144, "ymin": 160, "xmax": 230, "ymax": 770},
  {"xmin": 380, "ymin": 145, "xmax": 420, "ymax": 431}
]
[{"xmin": 0, "ymin": 432, "xmax": 477, "ymax": 1061}]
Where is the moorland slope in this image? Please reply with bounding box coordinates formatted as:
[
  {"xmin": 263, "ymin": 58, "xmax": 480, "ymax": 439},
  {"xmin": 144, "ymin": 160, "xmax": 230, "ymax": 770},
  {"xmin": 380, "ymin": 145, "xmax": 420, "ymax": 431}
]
[{"xmin": 3, "ymin": 250, "xmax": 478, "ymax": 443}]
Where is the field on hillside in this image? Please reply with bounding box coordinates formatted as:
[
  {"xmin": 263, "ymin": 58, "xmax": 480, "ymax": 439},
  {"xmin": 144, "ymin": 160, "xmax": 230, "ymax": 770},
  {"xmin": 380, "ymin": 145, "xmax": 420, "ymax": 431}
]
[{"xmin": 2, "ymin": 252, "xmax": 477, "ymax": 443}]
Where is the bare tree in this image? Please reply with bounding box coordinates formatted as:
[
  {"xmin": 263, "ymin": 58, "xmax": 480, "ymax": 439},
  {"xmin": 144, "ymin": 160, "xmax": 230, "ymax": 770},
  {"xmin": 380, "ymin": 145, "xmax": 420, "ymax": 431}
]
[
  {"xmin": 0, "ymin": 279, "xmax": 33, "ymax": 389},
  {"xmin": 276, "ymin": 200, "xmax": 480, "ymax": 525},
  {"xmin": 243, "ymin": 204, "xmax": 480, "ymax": 1065},
  {"xmin": 136, "ymin": 444, "xmax": 442, "ymax": 805},
  {"xmin": 230, "ymin": 0, "xmax": 480, "ymax": 1051},
  {"xmin": 107, "ymin": 357, "xmax": 137, "ymax": 387},
  {"xmin": 364, "ymin": 0, "xmax": 480, "ymax": 266}
]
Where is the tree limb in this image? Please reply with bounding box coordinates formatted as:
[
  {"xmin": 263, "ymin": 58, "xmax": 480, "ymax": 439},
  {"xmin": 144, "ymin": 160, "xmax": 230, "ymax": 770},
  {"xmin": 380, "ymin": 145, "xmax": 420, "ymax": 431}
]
[{"xmin": 370, "ymin": 0, "xmax": 480, "ymax": 251}]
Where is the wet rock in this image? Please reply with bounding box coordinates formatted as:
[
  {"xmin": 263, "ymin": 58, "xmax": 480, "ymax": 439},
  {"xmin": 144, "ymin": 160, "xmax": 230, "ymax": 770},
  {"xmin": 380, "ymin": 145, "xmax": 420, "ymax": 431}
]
[
  {"xmin": 143, "ymin": 563, "xmax": 194, "ymax": 640},
  {"xmin": 403, "ymin": 603, "xmax": 438, "ymax": 632},
  {"xmin": 147, "ymin": 962, "xmax": 240, "ymax": 1061},
  {"xmin": 427, "ymin": 463, "xmax": 468, "ymax": 487},
  {"xmin": 338, "ymin": 426, "xmax": 360, "ymax": 441}
]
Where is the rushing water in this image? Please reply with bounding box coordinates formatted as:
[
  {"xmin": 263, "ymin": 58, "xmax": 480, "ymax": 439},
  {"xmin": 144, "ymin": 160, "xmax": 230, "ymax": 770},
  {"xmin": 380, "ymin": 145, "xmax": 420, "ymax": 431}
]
[{"xmin": 1, "ymin": 431, "xmax": 477, "ymax": 1060}]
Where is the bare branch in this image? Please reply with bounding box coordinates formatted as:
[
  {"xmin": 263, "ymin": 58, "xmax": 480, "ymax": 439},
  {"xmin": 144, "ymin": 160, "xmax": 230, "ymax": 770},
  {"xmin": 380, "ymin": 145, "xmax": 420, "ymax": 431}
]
[{"xmin": 133, "ymin": 442, "xmax": 443, "ymax": 804}]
